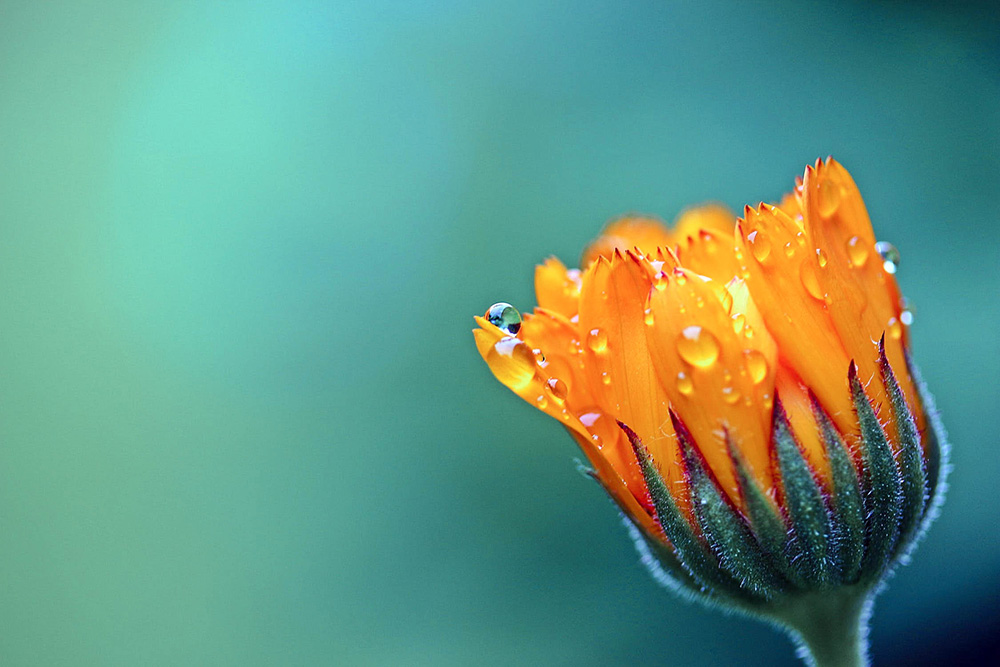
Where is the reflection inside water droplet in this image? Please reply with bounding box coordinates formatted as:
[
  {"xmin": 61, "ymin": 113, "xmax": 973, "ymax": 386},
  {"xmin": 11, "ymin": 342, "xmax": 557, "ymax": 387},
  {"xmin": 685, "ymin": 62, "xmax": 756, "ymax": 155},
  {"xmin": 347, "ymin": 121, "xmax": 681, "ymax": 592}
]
[
  {"xmin": 874, "ymin": 241, "xmax": 900, "ymax": 274},
  {"xmin": 486, "ymin": 302, "xmax": 522, "ymax": 334}
]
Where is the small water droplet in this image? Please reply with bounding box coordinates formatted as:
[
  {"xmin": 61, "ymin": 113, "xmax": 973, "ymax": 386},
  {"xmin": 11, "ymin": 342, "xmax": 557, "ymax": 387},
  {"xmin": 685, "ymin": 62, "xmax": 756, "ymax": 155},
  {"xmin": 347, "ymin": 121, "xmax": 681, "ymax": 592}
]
[
  {"xmin": 731, "ymin": 313, "xmax": 746, "ymax": 335},
  {"xmin": 744, "ymin": 324, "xmax": 755, "ymax": 339},
  {"xmin": 654, "ymin": 271, "xmax": 669, "ymax": 291},
  {"xmin": 547, "ymin": 377, "xmax": 568, "ymax": 401},
  {"xmin": 721, "ymin": 383, "xmax": 741, "ymax": 404},
  {"xmin": 816, "ymin": 248, "xmax": 828, "ymax": 267},
  {"xmin": 784, "ymin": 242, "xmax": 795, "ymax": 258},
  {"xmin": 817, "ymin": 179, "xmax": 842, "ymax": 218},
  {"xmin": 486, "ymin": 302, "xmax": 522, "ymax": 334},
  {"xmin": 900, "ymin": 309, "xmax": 914, "ymax": 326},
  {"xmin": 795, "ymin": 231, "xmax": 806, "ymax": 247},
  {"xmin": 587, "ymin": 328, "xmax": 608, "ymax": 353},
  {"xmin": 533, "ymin": 348, "xmax": 546, "ymax": 364},
  {"xmin": 536, "ymin": 395, "xmax": 548, "ymax": 409},
  {"xmin": 676, "ymin": 326, "xmax": 720, "ymax": 368},
  {"xmin": 800, "ymin": 261, "xmax": 825, "ymax": 301},
  {"xmin": 887, "ymin": 316, "xmax": 902, "ymax": 340},
  {"xmin": 644, "ymin": 308, "xmax": 655, "ymax": 326},
  {"xmin": 600, "ymin": 372, "xmax": 611, "ymax": 386},
  {"xmin": 487, "ymin": 336, "xmax": 536, "ymax": 390},
  {"xmin": 875, "ymin": 241, "xmax": 900, "ymax": 274},
  {"xmin": 748, "ymin": 230, "xmax": 771, "ymax": 263},
  {"xmin": 846, "ymin": 236, "xmax": 869, "ymax": 267},
  {"xmin": 676, "ymin": 371, "xmax": 693, "ymax": 396},
  {"xmin": 744, "ymin": 350, "xmax": 768, "ymax": 384},
  {"xmin": 673, "ymin": 269, "xmax": 688, "ymax": 285}
]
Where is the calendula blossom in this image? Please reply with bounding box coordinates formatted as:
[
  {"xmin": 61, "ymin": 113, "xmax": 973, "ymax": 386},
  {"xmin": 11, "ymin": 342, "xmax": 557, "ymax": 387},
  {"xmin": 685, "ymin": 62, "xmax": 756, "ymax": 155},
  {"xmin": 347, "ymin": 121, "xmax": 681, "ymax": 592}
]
[{"xmin": 473, "ymin": 159, "xmax": 947, "ymax": 667}]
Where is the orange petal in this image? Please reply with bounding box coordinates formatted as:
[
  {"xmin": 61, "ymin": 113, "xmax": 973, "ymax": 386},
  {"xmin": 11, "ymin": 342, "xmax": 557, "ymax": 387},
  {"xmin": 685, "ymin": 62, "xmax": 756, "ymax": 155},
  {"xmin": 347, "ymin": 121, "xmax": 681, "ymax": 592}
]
[
  {"xmin": 577, "ymin": 251, "xmax": 676, "ymax": 502},
  {"xmin": 736, "ymin": 203, "xmax": 856, "ymax": 439},
  {"xmin": 672, "ymin": 202, "xmax": 735, "ymax": 239},
  {"xmin": 800, "ymin": 158, "xmax": 921, "ymax": 441},
  {"xmin": 581, "ymin": 216, "xmax": 673, "ymax": 267},
  {"xmin": 676, "ymin": 228, "xmax": 742, "ymax": 284},
  {"xmin": 645, "ymin": 267, "xmax": 775, "ymax": 504}
]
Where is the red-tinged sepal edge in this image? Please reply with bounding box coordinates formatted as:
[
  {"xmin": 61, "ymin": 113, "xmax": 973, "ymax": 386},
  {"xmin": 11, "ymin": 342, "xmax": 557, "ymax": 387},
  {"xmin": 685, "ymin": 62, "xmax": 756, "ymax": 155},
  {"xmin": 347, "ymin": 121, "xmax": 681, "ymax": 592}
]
[{"xmin": 616, "ymin": 352, "xmax": 947, "ymax": 615}]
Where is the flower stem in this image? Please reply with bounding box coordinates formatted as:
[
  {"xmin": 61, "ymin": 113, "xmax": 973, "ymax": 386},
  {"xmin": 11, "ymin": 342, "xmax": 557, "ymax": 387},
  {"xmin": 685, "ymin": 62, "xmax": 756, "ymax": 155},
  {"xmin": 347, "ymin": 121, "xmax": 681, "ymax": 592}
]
[{"xmin": 772, "ymin": 587, "xmax": 872, "ymax": 667}]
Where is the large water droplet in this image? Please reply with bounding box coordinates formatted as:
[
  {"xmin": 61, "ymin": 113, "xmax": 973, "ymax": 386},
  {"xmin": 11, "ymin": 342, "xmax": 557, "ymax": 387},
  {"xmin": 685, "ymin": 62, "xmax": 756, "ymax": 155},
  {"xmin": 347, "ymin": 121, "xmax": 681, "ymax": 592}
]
[
  {"xmin": 875, "ymin": 241, "xmax": 900, "ymax": 274},
  {"xmin": 817, "ymin": 179, "xmax": 842, "ymax": 218},
  {"xmin": 800, "ymin": 261, "xmax": 825, "ymax": 301},
  {"xmin": 748, "ymin": 230, "xmax": 771, "ymax": 263},
  {"xmin": 486, "ymin": 302, "xmax": 522, "ymax": 334},
  {"xmin": 547, "ymin": 377, "xmax": 569, "ymax": 401},
  {"xmin": 846, "ymin": 236, "xmax": 869, "ymax": 267},
  {"xmin": 744, "ymin": 350, "xmax": 768, "ymax": 384},
  {"xmin": 487, "ymin": 336, "xmax": 535, "ymax": 390},
  {"xmin": 676, "ymin": 326, "xmax": 720, "ymax": 368},
  {"xmin": 676, "ymin": 371, "xmax": 693, "ymax": 396},
  {"xmin": 588, "ymin": 328, "xmax": 608, "ymax": 353}
]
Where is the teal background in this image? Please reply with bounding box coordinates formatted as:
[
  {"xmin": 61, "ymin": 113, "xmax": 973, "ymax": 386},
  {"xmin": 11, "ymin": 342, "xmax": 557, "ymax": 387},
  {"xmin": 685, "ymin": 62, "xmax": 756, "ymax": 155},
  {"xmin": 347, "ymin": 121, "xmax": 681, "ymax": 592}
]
[{"xmin": 1, "ymin": 1, "xmax": 998, "ymax": 664}]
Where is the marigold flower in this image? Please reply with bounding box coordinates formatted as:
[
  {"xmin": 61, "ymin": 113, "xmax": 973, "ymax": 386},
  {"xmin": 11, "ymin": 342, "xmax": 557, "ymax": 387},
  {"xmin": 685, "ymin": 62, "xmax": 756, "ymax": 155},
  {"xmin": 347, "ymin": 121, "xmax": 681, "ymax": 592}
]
[{"xmin": 473, "ymin": 158, "xmax": 948, "ymax": 666}]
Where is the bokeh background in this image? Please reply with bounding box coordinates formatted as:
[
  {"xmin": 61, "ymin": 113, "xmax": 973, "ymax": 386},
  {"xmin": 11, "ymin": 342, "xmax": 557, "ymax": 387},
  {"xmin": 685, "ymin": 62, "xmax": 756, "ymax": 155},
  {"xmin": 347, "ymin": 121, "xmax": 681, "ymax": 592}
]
[{"xmin": 1, "ymin": 1, "xmax": 998, "ymax": 664}]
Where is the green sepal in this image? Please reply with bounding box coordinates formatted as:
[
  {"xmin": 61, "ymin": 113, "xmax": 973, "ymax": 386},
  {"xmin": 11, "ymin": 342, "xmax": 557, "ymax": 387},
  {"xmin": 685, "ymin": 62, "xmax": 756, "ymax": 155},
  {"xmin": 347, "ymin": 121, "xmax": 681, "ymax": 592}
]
[
  {"xmin": 669, "ymin": 411, "xmax": 787, "ymax": 600},
  {"xmin": 878, "ymin": 338, "xmax": 928, "ymax": 555},
  {"xmin": 849, "ymin": 361, "xmax": 903, "ymax": 581},
  {"xmin": 772, "ymin": 398, "xmax": 834, "ymax": 587},
  {"xmin": 619, "ymin": 421, "xmax": 756, "ymax": 603},
  {"xmin": 810, "ymin": 391, "xmax": 865, "ymax": 585},
  {"xmin": 725, "ymin": 432, "xmax": 806, "ymax": 589}
]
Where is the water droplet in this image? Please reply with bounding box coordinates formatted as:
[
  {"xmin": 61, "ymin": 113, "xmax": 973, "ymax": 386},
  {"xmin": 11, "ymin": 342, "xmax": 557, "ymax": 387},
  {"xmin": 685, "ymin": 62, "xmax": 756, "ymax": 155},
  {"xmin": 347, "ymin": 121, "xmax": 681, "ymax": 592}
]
[
  {"xmin": 536, "ymin": 395, "xmax": 548, "ymax": 409},
  {"xmin": 644, "ymin": 308, "xmax": 655, "ymax": 326},
  {"xmin": 547, "ymin": 377, "xmax": 568, "ymax": 401},
  {"xmin": 795, "ymin": 231, "xmax": 806, "ymax": 247},
  {"xmin": 748, "ymin": 230, "xmax": 771, "ymax": 263},
  {"xmin": 846, "ymin": 236, "xmax": 869, "ymax": 267},
  {"xmin": 731, "ymin": 313, "xmax": 746, "ymax": 335},
  {"xmin": 673, "ymin": 269, "xmax": 688, "ymax": 285},
  {"xmin": 600, "ymin": 372, "xmax": 611, "ymax": 386},
  {"xmin": 676, "ymin": 372, "xmax": 693, "ymax": 396},
  {"xmin": 900, "ymin": 309, "xmax": 914, "ymax": 326},
  {"xmin": 875, "ymin": 241, "xmax": 900, "ymax": 274},
  {"xmin": 721, "ymin": 384, "xmax": 741, "ymax": 405},
  {"xmin": 487, "ymin": 336, "xmax": 536, "ymax": 390},
  {"xmin": 744, "ymin": 350, "xmax": 768, "ymax": 384},
  {"xmin": 800, "ymin": 261, "xmax": 825, "ymax": 301},
  {"xmin": 817, "ymin": 179, "xmax": 842, "ymax": 218},
  {"xmin": 486, "ymin": 302, "xmax": 522, "ymax": 334},
  {"xmin": 784, "ymin": 242, "xmax": 795, "ymax": 258},
  {"xmin": 887, "ymin": 316, "xmax": 902, "ymax": 340},
  {"xmin": 676, "ymin": 326, "xmax": 720, "ymax": 368},
  {"xmin": 587, "ymin": 328, "xmax": 608, "ymax": 353},
  {"xmin": 533, "ymin": 348, "xmax": 546, "ymax": 363},
  {"xmin": 654, "ymin": 271, "xmax": 668, "ymax": 291},
  {"xmin": 744, "ymin": 324, "xmax": 755, "ymax": 339},
  {"xmin": 816, "ymin": 248, "xmax": 828, "ymax": 267}
]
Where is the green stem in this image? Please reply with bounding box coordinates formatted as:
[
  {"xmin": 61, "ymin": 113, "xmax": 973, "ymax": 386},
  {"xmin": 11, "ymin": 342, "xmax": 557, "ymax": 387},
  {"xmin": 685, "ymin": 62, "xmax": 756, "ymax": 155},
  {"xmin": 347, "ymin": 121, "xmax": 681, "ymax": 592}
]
[{"xmin": 771, "ymin": 587, "xmax": 872, "ymax": 667}]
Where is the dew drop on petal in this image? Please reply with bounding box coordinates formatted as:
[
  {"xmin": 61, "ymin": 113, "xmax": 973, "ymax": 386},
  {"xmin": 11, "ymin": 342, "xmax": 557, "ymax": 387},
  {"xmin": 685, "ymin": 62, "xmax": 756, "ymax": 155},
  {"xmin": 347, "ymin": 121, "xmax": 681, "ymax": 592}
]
[
  {"xmin": 654, "ymin": 271, "xmax": 669, "ymax": 291},
  {"xmin": 536, "ymin": 395, "xmax": 548, "ymax": 409},
  {"xmin": 748, "ymin": 230, "xmax": 771, "ymax": 263},
  {"xmin": 587, "ymin": 328, "xmax": 608, "ymax": 353},
  {"xmin": 486, "ymin": 302, "xmax": 522, "ymax": 334},
  {"xmin": 731, "ymin": 313, "xmax": 746, "ymax": 335},
  {"xmin": 721, "ymin": 384, "xmax": 741, "ymax": 405},
  {"xmin": 900, "ymin": 309, "xmax": 914, "ymax": 326},
  {"xmin": 644, "ymin": 308, "xmax": 655, "ymax": 327},
  {"xmin": 818, "ymin": 179, "xmax": 842, "ymax": 218},
  {"xmin": 875, "ymin": 241, "xmax": 900, "ymax": 274},
  {"xmin": 816, "ymin": 248, "xmax": 828, "ymax": 267},
  {"xmin": 846, "ymin": 236, "xmax": 869, "ymax": 267},
  {"xmin": 744, "ymin": 350, "xmax": 768, "ymax": 384},
  {"xmin": 676, "ymin": 326, "xmax": 720, "ymax": 368},
  {"xmin": 676, "ymin": 371, "xmax": 693, "ymax": 396},
  {"xmin": 784, "ymin": 242, "xmax": 795, "ymax": 258},
  {"xmin": 800, "ymin": 261, "xmax": 826, "ymax": 301},
  {"xmin": 887, "ymin": 316, "xmax": 902, "ymax": 341},
  {"xmin": 487, "ymin": 336, "xmax": 536, "ymax": 390},
  {"xmin": 547, "ymin": 377, "xmax": 568, "ymax": 401}
]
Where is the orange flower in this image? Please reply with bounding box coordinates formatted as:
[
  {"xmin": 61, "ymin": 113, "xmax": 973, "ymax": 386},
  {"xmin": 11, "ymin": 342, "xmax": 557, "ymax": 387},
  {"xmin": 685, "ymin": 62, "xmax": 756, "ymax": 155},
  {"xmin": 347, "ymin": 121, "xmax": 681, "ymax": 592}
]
[{"xmin": 473, "ymin": 159, "xmax": 947, "ymax": 658}]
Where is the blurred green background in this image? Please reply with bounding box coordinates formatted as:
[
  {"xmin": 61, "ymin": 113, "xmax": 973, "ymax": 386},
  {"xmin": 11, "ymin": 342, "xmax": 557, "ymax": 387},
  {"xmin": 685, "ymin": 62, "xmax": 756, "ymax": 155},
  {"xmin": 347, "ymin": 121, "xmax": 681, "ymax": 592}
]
[{"xmin": 1, "ymin": 1, "xmax": 997, "ymax": 664}]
